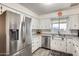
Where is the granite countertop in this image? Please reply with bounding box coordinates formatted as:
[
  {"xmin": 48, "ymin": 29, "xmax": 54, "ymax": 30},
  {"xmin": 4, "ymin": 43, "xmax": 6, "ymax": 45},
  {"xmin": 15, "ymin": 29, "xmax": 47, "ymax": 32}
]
[{"xmin": 32, "ymin": 31, "xmax": 78, "ymax": 38}]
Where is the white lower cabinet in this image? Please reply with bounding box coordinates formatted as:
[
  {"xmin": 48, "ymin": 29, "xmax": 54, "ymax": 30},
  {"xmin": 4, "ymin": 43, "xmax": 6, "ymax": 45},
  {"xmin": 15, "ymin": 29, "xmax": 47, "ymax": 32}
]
[
  {"xmin": 66, "ymin": 38, "xmax": 74, "ymax": 54},
  {"xmin": 72, "ymin": 38, "xmax": 79, "ymax": 56},
  {"xmin": 59, "ymin": 40, "xmax": 66, "ymax": 52},
  {"xmin": 32, "ymin": 35, "xmax": 41, "ymax": 53},
  {"xmin": 32, "ymin": 34, "xmax": 79, "ymax": 55},
  {"xmin": 66, "ymin": 37, "xmax": 79, "ymax": 56},
  {"xmin": 51, "ymin": 40, "xmax": 56, "ymax": 50},
  {"xmin": 51, "ymin": 39, "xmax": 59, "ymax": 51},
  {"xmin": 47, "ymin": 35, "xmax": 79, "ymax": 56},
  {"xmin": 55, "ymin": 40, "xmax": 61, "ymax": 51},
  {"xmin": 51, "ymin": 37, "xmax": 66, "ymax": 52},
  {"xmin": 72, "ymin": 44, "xmax": 79, "ymax": 56}
]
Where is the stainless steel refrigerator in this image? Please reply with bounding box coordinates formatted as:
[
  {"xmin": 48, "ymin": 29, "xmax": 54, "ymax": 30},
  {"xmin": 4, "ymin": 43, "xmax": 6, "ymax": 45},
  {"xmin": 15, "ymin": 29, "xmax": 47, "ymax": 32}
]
[
  {"xmin": 9, "ymin": 11, "xmax": 32, "ymax": 56},
  {"xmin": 20, "ymin": 16, "xmax": 32, "ymax": 56}
]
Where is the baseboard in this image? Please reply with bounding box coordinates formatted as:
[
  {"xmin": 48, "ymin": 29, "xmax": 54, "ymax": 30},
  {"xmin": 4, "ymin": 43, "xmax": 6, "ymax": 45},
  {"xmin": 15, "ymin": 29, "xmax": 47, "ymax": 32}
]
[{"xmin": 41, "ymin": 47, "xmax": 51, "ymax": 50}]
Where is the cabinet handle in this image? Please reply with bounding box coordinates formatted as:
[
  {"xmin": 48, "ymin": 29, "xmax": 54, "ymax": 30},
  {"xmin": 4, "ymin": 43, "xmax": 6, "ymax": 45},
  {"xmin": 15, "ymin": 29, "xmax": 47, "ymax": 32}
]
[
  {"xmin": 75, "ymin": 50, "xmax": 76, "ymax": 53},
  {"xmin": 76, "ymin": 45, "xmax": 78, "ymax": 47},
  {"xmin": 62, "ymin": 38, "xmax": 64, "ymax": 40}
]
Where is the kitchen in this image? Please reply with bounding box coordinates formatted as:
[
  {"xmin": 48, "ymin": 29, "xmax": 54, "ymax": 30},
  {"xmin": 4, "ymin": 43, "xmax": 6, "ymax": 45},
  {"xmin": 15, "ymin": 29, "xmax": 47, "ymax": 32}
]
[{"xmin": 0, "ymin": 3, "xmax": 79, "ymax": 56}]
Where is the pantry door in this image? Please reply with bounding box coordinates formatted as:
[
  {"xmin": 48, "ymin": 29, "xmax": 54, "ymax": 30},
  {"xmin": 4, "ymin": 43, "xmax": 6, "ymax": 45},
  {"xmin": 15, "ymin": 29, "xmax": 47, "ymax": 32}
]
[{"xmin": 0, "ymin": 12, "xmax": 6, "ymax": 55}]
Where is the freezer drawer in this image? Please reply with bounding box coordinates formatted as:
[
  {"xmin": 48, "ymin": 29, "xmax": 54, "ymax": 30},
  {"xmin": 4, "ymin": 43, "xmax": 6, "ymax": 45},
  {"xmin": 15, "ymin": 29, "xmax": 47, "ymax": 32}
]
[{"xmin": 12, "ymin": 44, "xmax": 32, "ymax": 56}]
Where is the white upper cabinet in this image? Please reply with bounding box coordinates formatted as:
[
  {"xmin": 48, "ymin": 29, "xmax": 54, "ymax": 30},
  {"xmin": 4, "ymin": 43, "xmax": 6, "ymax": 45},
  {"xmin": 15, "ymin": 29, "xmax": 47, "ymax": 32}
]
[
  {"xmin": 39, "ymin": 19, "xmax": 51, "ymax": 29},
  {"xmin": 31, "ymin": 18, "xmax": 39, "ymax": 29},
  {"xmin": 68, "ymin": 14, "xmax": 79, "ymax": 30},
  {"xmin": 6, "ymin": 11, "xmax": 21, "ymax": 29},
  {"xmin": 32, "ymin": 18, "xmax": 51, "ymax": 30}
]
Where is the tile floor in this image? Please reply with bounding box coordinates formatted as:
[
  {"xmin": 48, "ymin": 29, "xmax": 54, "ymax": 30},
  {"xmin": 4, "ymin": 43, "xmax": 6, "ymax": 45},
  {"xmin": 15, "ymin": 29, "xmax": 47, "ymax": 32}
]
[
  {"xmin": 33, "ymin": 48, "xmax": 73, "ymax": 56},
  {"xmin": 33, "ymin": 48, "xmax": 50, "ymax": 56}
]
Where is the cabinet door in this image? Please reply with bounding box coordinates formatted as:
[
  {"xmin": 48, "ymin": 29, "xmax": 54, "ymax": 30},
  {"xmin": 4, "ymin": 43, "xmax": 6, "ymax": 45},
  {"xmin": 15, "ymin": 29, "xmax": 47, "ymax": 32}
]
[
  {"xmin": 72, "ymin": 39, "xmax": 79, "ymax": 56},
  {"xmin": 69, "ymin": 15, "xmax": 79, "ymax": 29},
  {"xmin": 32, "ymin": 35, "xmax": 41, "ymax": 53},
  {"xmin": 72, "ymin": 44, "xmax": 79, "ymax": 56},
  {"xmin": 67, "ymin": 38, "xmax": 74, "ymax": 54},
  {"xmin": 75, "ymin": 46, "xmax": 79, "ymax": 56},
  {"xmin": 51, "ymin": 37, "xmax": 66, "ymax": 52},
  {"xmin": 55, "ymin": 40, "xmax": 61, "ymax": 51},
  {"xmin": 59, "ymin": 39, "xmax": 66, "ymax": 52},
  {"xmin": 0, "ymin": 11, "xmax": 6, "ymax": 55},
  {"xmin": 31, "ymin": 18, "xmax": 39, "ymax": 29},
  {"xmin": 53, "ymin": 37, "xmax": 62, "ymax": 51},
  {"xmin": 51, "ymin": 39, "xmax": 56, "ymax": 50},
  {"xmin": 7, "ymin": 11, "xmax": 20, "ymax": 29},
  {"xmin": 39, "ymin": 19, "xmax": 51, "ymax": 29}
]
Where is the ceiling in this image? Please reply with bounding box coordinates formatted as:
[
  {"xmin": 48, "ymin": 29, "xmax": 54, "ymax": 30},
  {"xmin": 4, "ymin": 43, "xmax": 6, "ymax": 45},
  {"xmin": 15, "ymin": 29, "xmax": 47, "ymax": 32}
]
[{"xmin": 20, "ymin": 3, "xmax": 79, "ymax": 15}]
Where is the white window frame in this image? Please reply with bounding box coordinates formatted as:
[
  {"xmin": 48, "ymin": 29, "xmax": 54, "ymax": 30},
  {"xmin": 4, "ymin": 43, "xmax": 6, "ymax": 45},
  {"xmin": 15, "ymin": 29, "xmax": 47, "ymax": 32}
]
[{"xmin": 51, "ymin": 17, "xmax": 68, "ymax": 31}]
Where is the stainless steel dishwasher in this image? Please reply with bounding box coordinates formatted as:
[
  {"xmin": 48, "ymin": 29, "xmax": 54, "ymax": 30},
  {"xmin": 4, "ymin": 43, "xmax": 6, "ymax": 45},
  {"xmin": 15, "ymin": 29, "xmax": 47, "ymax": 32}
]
[{"xmin": 42, "ymin": 36, "xmax": 51, "ymax": 49}]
